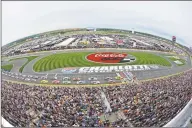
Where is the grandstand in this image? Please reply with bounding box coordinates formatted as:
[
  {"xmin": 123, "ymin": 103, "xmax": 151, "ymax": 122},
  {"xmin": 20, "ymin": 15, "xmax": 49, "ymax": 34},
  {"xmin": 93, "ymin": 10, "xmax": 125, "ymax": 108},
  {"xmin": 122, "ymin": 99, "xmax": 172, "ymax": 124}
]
[
  {"xmin": 53, "ymin": 37, "xmax": 76, "ymax": 47},
  {"xmin": 1, "ymin": 28, "xmax": 192, "ymax": 127}
]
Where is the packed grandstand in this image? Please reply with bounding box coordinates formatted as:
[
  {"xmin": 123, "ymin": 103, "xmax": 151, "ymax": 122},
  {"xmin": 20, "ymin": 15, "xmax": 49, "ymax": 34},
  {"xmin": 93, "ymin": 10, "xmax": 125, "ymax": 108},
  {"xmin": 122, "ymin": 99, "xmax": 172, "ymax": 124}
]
[{"xmin": 1, "ymin": 28, "xmax": 192, "ymax": 127}]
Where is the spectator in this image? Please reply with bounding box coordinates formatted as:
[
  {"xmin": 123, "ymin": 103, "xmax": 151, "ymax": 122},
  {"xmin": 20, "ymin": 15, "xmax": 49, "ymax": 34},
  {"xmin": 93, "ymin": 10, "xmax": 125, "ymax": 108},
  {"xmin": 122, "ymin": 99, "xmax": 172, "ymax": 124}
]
[{"xmin": 1, "ymin": 69, "xmax": 192, "ymax": 127}]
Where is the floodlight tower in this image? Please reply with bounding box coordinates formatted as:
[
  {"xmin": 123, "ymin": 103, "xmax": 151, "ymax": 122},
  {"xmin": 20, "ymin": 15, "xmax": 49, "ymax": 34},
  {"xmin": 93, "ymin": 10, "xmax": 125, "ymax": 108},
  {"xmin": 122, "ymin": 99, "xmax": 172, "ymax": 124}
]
[
  {"xmin": 132, "ymin": 28, "xmax": 135, "ymax": 34},
  {"xmin": 172, "ymin": 36, "xmax": 176, "ymax": 51}
]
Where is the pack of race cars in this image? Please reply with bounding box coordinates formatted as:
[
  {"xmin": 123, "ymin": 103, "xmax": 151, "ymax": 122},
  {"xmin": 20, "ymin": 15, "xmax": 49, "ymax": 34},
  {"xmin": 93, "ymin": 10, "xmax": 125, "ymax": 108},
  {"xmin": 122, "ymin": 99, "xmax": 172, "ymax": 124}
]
[{"xmin": 2, "ymin": 70, "xmax": 129, "ymax": 85}]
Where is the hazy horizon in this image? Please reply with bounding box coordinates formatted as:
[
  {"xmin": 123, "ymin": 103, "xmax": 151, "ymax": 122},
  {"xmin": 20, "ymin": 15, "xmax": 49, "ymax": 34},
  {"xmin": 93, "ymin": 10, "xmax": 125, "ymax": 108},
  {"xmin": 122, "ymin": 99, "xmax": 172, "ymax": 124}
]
[{"xmin": 2, "ymin": 1, "xmax": 192, "ymax": 47}]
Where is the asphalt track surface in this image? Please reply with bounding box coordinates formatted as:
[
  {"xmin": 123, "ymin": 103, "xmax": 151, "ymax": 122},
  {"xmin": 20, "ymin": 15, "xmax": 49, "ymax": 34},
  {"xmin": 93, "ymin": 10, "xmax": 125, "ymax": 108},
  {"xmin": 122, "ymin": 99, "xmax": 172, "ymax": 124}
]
[{"xmin": 2, "ymin": 48, "xmax": 192, "ymax": 85}]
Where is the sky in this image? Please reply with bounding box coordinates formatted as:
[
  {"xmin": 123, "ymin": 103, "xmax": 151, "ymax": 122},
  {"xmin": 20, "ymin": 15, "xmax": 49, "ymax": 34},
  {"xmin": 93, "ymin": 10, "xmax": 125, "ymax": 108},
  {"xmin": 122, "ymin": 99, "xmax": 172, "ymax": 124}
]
[{"xmin": 2, "ymin": 1, "xmax": 192, "ymax": 47}]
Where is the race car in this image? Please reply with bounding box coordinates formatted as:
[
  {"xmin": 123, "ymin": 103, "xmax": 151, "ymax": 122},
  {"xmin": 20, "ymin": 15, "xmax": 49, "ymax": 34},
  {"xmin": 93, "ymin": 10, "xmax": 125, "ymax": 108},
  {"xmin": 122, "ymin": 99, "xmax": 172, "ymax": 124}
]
[
  {"xmin": 104, "ymin": 77, "xmax": 113, "ymax": 80},
  {"xmin": 63, "ymin": 77, "xmax": 71, "ymax": 81},
  {"xmin": 76, "ymin": 81, "xmax": 86, "ymax": 85},
  {"xmin": 122, "ymin": 79, "xmax": 128, "ymax": 84},
  {"xmin": 51, "ymin": 76, "xmax": 58, "ymax": 80},
  {"xmin": 41, "ymin": 76, "xmax": 48, "ymax": 79},
  {"xmin": 19, "ymin": 77, "xmax": 25, "ymax": 80},
  {"xmin": 115, "ymin": 76, "xmax": 123, "ymax": 80},
  {"xmin": 52, "ymin": 80, "xmax": 60, "ymax": 84},
  {"xmin": 91, "ymin": 81, "xmax": 100, "ymax": 84},
  {"xmin": 22, "ymin": 75, "xmax": 27, "ymax": 77},
  {"xmin": 52, "ymin": 74, "xmax": 58, "ymax": 80},
  {"xmin": 88, "ymin": 77, "xmax": 97, "ymax": 81},
  {"xmin": 40, "ymin": 80, "xmax": 48, "ymax": 84},
  {"xmin": 31, "ymin": 79, "xmax": 37, "ymax": 82},
  {"xmin": 33, "ymin": 76, "xmax": 39, "ymax": 79},
  {"xmin": 15, "ymin": 76, "xmax": 19, "ymax": 79},
  {"xmin": 25, "ymin": 78, "xmax": 30, "ymax": 81},
  {"xmin": 62, "ymin": 81, "xmax": 71, "ymax": 84},
  {"xmin": 108, "ymin": 80, "xmax": 115, "ymax": 84},
  {"xmin": 28, "ymin": 75, "xmax": 33, "ymax": 78},
  {"xmin": 11, "ymin": 75, "xmax": 15, "ymax": 78},
  {"xmin": 72, "ymin": 77, "xmax": 81, "ymax": 81}
]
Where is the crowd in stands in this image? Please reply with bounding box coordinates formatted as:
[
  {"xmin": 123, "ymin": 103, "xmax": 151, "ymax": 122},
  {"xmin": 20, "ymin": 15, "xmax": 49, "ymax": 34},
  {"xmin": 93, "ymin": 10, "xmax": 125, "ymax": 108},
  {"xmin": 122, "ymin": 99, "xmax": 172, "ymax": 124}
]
[
  {"xmin": 1, "ymin": 83, "xmax": 105, "ymax": 127},
  {"xmin": 1, "ymin": 69, "xmax": 192, "ymax": 127},
  {"xmin": 103, "ymin": 69, "xmax": 192, "ymax": 127},
  {"xmin": 5, "ymin": 33, "xmax": 179, "ymax": 57}
]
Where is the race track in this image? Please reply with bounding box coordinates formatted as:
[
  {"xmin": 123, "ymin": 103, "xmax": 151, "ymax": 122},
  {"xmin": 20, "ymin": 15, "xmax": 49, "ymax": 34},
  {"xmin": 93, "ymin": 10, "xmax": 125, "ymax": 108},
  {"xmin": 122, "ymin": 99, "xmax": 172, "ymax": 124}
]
[{"xmin": 2, "ymin": 48, "xmax": 192, "ymax": 85}]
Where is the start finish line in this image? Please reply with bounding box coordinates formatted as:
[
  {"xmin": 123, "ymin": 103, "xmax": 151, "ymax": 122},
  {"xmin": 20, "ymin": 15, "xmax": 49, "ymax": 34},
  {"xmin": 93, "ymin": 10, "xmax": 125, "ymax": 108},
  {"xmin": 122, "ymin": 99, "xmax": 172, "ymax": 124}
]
[{"xmin": 61, "ymin": 65, "xmax": 160, "ymax": 74}]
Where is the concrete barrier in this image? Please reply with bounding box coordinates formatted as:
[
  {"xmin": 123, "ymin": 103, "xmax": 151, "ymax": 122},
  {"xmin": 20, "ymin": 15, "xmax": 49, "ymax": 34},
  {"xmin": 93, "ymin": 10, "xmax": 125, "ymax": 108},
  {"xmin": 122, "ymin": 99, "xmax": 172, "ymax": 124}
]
[
  {"xmin": 1, "ymin": 117, "xmax": 14, "ymax": 127},
  {"xmin": 164, "ymin": 99, "xmax": 192, "ymax": 127}
]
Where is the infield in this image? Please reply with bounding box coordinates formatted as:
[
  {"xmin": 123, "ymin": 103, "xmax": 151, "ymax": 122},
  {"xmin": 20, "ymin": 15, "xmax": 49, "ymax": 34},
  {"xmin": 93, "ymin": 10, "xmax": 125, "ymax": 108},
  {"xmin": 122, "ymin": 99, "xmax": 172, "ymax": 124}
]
[
  {"xmin": 9, "ymin": 56, "xmax": 38, "ymax": 73},
  {"xmin": 1, "ymin": 64, "xmax": 13, "ymax": 71},
  {"xmin": 33, "ymin": 51, "xmax": 171, "ymax": 72}
]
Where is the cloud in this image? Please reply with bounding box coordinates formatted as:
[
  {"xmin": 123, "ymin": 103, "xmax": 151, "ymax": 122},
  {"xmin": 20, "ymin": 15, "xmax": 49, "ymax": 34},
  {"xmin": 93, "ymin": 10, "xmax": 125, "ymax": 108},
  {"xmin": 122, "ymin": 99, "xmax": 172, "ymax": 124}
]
[{"xmin": 2, "ymin": 1, "xmax": 192, "ymax": 47}]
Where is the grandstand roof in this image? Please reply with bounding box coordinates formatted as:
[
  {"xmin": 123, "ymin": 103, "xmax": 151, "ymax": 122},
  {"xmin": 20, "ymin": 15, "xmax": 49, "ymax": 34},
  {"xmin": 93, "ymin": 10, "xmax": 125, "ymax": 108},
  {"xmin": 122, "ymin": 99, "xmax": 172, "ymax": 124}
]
[
  {"xmin": 41, "ymin": 40, "xmax": 52, "ymax": 45},
  {"xmin": 54, "ymin": 38, "xmax": 76, "ymax": 47},
  {"xmin": 100, "ymin": 36, "xmax": 113, "ymax": 41}
]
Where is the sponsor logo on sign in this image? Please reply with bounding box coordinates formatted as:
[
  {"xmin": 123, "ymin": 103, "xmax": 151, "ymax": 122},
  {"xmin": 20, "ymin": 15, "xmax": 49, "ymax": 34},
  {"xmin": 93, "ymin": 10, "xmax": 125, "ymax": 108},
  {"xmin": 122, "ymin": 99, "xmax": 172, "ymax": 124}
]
[
  {"xmin": 61, "ymin": 67, "xmax": 77, "ymax": 74},
  {"xmin": 61, "ymin": 65, "xmax": 160, "ymax": 74},
  {"xmin": 78, "ymin": 65, "xmax": 159, "ymax": 73},
  {"xmin": 86, "ymin": 52, "xmax": 135, "ymax": 64}
]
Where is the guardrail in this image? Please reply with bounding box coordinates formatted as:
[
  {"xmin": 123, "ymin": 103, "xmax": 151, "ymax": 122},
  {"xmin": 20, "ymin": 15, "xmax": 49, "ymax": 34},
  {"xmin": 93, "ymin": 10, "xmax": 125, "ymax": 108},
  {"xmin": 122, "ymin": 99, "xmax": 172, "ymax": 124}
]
[{"xmin": 164, "ymin": 99, "xmax": 192, "ymax": 127}]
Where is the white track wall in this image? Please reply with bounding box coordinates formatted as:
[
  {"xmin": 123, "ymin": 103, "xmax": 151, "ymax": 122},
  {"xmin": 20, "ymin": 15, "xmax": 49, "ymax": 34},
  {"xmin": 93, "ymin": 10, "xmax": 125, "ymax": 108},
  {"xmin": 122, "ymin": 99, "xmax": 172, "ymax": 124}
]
[{"xmin": 164, "ymin": 98, "xmax": 192, "ymax": 127}]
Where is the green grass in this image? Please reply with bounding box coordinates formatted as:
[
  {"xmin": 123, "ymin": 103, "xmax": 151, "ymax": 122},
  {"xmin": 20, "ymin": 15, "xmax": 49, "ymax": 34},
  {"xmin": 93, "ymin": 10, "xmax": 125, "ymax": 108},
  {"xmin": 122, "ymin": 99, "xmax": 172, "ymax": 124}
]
[
  {"xmin": 9, "ymin": 56, "xmax": 38, "ymax": 73},
  {"xmin": 168, "ymin": 56, "xmax": 185, "ymax": 66},
  {"xmin": 19, "ymin": 56, "xmax": 38, "ymax": 73},
  {"xmin": 33, "ymin": 52, "xmax": 171, "ymax": 72},
  {"xmin": 1, "ymin": 64, "xmax": 13, "ymax": 71},
  {"xmin": 127, "ymin": 52, "xmax": 171, "ymax": 66}
]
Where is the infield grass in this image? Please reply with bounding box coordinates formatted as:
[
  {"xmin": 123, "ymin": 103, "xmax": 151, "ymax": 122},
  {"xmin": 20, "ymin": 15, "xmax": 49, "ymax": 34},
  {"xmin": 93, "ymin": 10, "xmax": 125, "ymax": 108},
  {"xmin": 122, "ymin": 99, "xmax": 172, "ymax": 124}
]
[
  {"xmin": 1, "ymin": 64, "xmax": 13, "ymax": 71},
  {"xmin": 168, "ymin": 56, "xmax": 185, "ymax": 66},
  {"xmin": 33, "ymin": 52, "xmax": 171, "ymax": 72}
]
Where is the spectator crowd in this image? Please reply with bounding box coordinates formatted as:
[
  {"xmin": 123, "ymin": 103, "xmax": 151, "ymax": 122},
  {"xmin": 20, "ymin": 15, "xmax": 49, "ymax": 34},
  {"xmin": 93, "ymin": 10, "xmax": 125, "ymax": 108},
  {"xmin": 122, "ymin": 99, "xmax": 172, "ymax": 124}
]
[{"xmin": 1, "ymin": 69, "xmax": 192, "ymax": 127}]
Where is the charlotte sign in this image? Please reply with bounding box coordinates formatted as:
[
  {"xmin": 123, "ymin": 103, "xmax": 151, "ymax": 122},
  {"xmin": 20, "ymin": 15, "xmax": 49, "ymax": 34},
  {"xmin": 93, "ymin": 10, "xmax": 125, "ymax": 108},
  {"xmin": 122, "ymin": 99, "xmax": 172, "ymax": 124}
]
[
  {"xmin": 86, "ymin": 52, "xmax": 136, "ymax": 64},
  {"xmin": 61, "ymin": 65, "xmax": 159, "ymax": 74}
]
